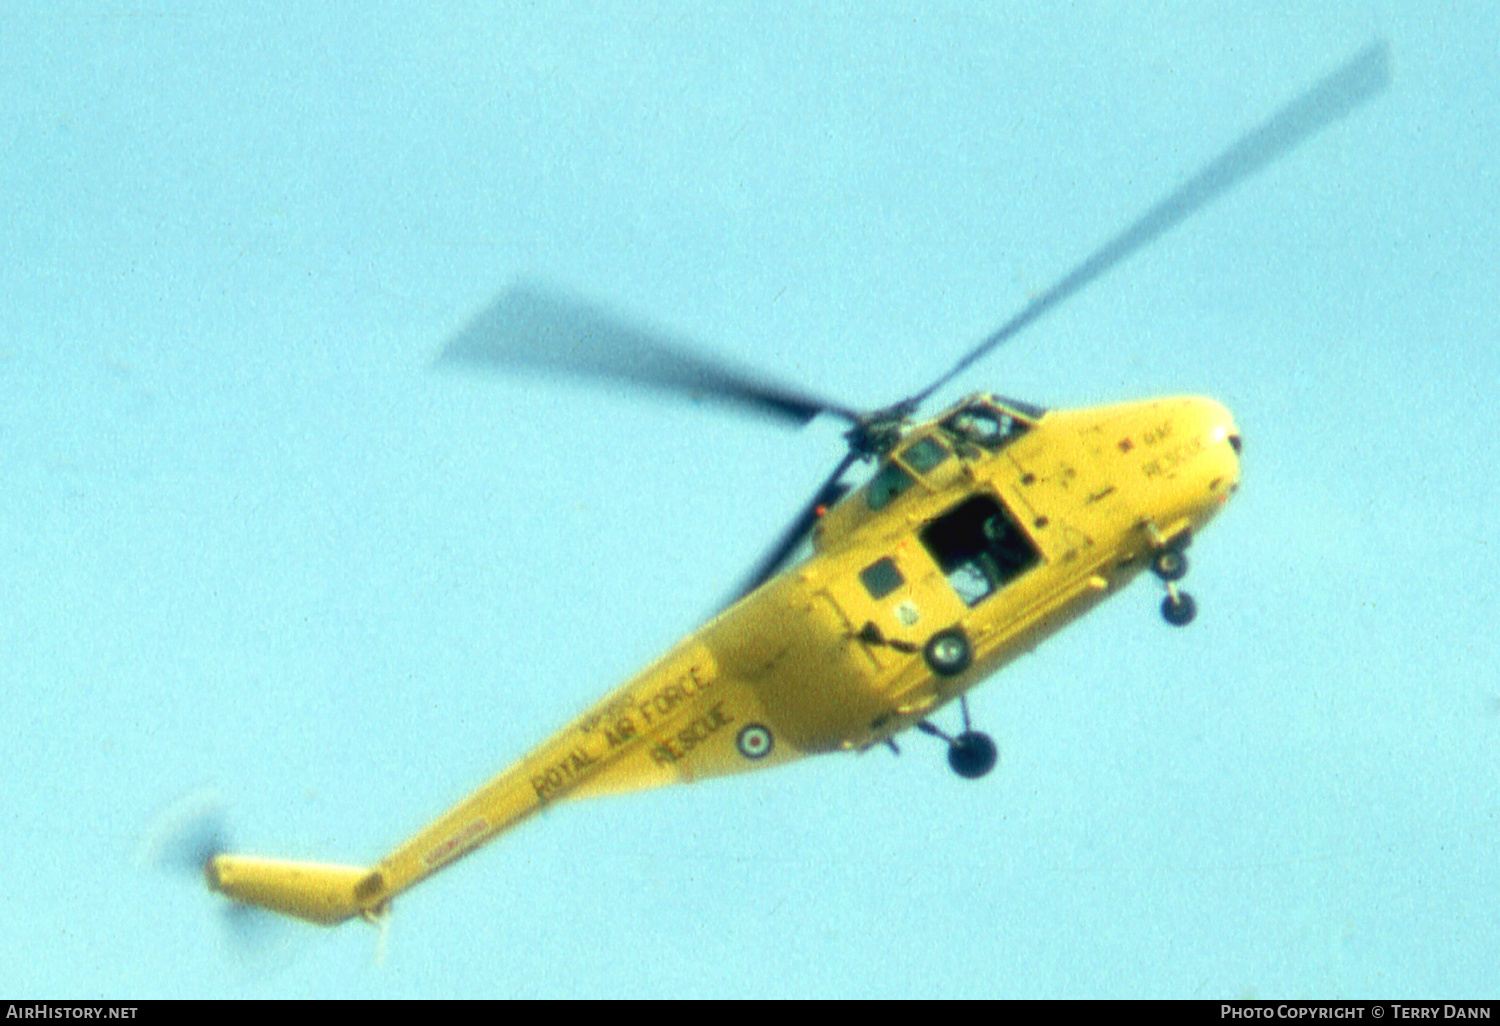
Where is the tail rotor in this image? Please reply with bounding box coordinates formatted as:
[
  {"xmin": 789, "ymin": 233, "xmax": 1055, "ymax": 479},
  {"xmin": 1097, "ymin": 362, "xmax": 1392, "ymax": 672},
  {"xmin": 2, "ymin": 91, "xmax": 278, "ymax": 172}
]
[{"xmin": 140, "ymin": 790, "xmax": 283, "ymax": 952}]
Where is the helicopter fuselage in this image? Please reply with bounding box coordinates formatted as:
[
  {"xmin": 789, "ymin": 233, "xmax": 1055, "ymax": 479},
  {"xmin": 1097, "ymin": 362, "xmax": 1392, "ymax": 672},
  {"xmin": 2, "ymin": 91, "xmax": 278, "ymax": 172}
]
[
  {"xmin": 206, "ymin": 392, "xmax": 1241, "ymax": 924},
  {"xmin": 201, "ymin": 35, "xmax": 1386, "ymax": 928},
  {"xmin": 719, "ymin": 393, "xmax": 1242, "ymax": 755}
]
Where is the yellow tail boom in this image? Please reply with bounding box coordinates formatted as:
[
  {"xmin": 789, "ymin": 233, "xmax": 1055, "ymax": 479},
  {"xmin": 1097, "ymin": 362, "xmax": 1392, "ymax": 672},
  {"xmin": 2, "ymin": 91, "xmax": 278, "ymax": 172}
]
[
  {"xmin": 205, "ymin": 855, "xmax": 380, "ymax": 926},
  {"xmin": 201, "ymin": 639, "xmax": 794, "ymax": 927}
]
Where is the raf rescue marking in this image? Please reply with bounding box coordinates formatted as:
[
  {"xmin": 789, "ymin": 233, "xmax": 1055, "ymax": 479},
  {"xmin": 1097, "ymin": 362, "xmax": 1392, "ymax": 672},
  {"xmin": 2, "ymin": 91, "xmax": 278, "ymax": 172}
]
[
  {"xmin": 636, "ymin": 666, "xmax": 713, "ymax": 726},
  {"xmin": 1142, "ymin": 420, "xmax": 1173, "ymax": 446},
  {"xmin": 576, "ymin": 667, "xmax": 714, "ymax": 739},
  {"xmin": 737, "ymin": 724, "xmax": 774, "ymax": 760},
  {"xmin": 1142, "ymin": 434, "xmax": 1204, "ymax": 479},
  {"xmin": 535, "ymin": 666, "xmax": 723, "ymax": 800},
  {"xmin": 650, "ymin": 701, "xmax": 733, "ymax": 765},
  {"xmin": 574, "ymin": 692, "xmax": 637, "ymax": 737},
  {"xmin": 531, "ymin": 747, "xmax": 601, "ymax": 801}
]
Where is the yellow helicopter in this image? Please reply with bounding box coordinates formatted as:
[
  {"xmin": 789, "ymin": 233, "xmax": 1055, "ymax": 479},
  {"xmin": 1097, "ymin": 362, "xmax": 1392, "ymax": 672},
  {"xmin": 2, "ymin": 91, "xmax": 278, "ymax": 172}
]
[{"xmin": 200, "ymin": 42, "xmax": 1389, "ymax": 928}]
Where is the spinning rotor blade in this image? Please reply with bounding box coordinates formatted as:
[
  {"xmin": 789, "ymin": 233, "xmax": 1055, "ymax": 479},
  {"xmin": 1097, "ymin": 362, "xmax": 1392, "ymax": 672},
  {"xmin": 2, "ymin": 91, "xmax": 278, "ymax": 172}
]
[
  {"xmin": 439, "ymin": 283, "xmax": 862, "ymax": 426},
  {"xmin": 909, "ymin": 39, "xmax": 1392, "ymax": 407},
  {"xmin": 141, "ymin": 789, "xmax": 231, "ymax": 877},
  {"xmin": 730, "ymin": 450, "xmax": 860, "ymax": 604},
  {"xmin": 142, "ymin": 793, "xmax": 300, "ymax": 954}
]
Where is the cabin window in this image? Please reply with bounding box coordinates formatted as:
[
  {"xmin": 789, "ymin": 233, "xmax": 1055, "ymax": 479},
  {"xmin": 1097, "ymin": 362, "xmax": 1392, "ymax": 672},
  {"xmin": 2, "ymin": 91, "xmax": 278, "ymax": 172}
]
[
  {"xmin": 866, "ymin": 461, "xmax": 915, "ymax": 510},
  {"xmin": 942, "ymin": 403, "xmax": 1029, "ymax": 451},
  {"xmin": 859, "ymin": 557, "xmax": 904, "ymax": 600},
  {"xmin": 994, "ymin": 395, "xmax": 1048, "ymax": 420},
  {"xmin": 919, "ymin": 495, "xmax": 1041, "ymax": 606},
  {"xmin": 900, "ymin": 436, "xmax": 951, "ymax": 475}
]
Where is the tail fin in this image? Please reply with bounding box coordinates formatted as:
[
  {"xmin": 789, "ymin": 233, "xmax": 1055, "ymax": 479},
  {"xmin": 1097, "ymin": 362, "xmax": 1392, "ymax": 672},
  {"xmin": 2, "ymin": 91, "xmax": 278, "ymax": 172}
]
[{"xmin": 206, "ymin": 854, "xmax": 381, "ymax": 926}]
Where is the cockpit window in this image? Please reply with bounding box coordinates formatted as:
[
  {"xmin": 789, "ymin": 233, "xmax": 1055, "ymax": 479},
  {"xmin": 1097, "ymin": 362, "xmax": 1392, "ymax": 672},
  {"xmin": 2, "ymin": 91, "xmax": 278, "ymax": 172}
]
[
  {"xmin": 942, "ymin": 403, "xmax": 1029, "ymax": 451},
  {"xmin": 859, "ymin": 557, "xmax": 904, "ymax": 600},
  {"xmin": 866, "ymin": 461, "xmax": 915, "ymax": 510},
  {"xmin": 993, "ymin": 395, "xmax": 1048, "ymax": 420},
  {"xmin": 899, "ymin": 436, "xmax": 951, "ymax": 475}
]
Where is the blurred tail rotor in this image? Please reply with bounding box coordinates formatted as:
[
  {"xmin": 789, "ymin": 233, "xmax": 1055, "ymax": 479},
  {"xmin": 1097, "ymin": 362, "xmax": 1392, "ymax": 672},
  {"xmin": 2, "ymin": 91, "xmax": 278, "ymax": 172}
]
[
  {"xmin": 140, "ymin": 790, "xmax": 285, "ymax": 954},
  {"xmin": 140, "ymin": 789, "xmax": 230, "ymax": 878}
]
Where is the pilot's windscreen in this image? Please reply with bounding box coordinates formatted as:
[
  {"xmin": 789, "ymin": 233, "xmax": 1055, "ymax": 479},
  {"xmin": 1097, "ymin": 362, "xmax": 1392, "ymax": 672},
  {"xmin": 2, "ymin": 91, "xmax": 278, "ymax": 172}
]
[{"xmin": 942, "ymin": 404, "xmax": 1029, "ymax": 451}]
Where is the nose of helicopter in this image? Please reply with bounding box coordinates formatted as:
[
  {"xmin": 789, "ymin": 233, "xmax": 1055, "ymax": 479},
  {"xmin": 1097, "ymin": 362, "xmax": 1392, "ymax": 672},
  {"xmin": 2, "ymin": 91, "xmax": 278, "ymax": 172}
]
[
  {"xmin": 1125, "ymin": 395, "xmax": 1243, "ymax": 542},
  {"xmin": 1185, "ymin": 397, "xmax": 1242, "ymax": 524}
]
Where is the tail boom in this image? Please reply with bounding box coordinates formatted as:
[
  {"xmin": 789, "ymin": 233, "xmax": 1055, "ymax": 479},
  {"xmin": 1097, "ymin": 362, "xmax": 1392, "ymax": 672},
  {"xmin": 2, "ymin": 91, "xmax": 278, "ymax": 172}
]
[
  {"xmin": 205, "ymin": 855, "xmax": 381, "ymax": 926},
  {"xmin": 203, "ymin": 638, "xmax": 796, "ymax": 926}
]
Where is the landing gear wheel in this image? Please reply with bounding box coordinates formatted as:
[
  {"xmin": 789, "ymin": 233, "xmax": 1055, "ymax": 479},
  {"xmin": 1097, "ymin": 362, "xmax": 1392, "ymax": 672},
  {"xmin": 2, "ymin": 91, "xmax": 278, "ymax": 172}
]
[
  {"xmin": 1151, "ymin": 549, "xmax": 1189, "ymax": 582},
  {"xmin": 947, "ymin": 731, "xmax": 999, "ymax": 779},
  {"xmin": 1161, "ymin": 591, "xmax": 1196, "ymax": 626},
  {"xmin": 923, "ymin": 629, "xmax": 972, "ymax": 677}
]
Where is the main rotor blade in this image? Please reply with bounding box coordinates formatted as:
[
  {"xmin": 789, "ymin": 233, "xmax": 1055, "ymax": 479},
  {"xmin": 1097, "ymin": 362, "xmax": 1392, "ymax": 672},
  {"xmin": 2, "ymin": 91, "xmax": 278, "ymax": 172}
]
[
  {"xmin": 729, "ymin": 450, "xmax": 860, "ymax": 605},
  {"xmin": 909, "ymin": 39, "xmax": 1392, "ymax": 406},
  {"xmin": 438, "ymin": 283, "xmax": 863, "ymax": 426}
]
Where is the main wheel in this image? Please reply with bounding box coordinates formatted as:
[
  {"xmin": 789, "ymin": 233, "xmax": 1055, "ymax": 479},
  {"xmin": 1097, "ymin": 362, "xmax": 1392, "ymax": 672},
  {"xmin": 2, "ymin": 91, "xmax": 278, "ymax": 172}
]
[
  {"xmin": 1161, "ymin": 591, "xmax": 1197, "ymax": 626},
  {"xmin": 947, "ymin": 731, "xmax": 999, "ymax": 779},
  {"xmin": 923, "ymin": 628, "xmax": 972, "ymax": 676},
  {"xmin": 1151, "ymin": 549, "xmax": 1188, "ymax": 582}
]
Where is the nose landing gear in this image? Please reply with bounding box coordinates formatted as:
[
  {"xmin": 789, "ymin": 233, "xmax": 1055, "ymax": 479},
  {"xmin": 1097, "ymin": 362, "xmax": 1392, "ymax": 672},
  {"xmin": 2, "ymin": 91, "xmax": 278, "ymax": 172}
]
[
  {"xmin": 917, "ymin": 695, "xmax": 999, "ymax": 779},
  {"xmin": 1161, "ymin": 589, "xmax": 1196, "ymax": 626},
  {"xmin": 1151, "ymin": 548, "xmax": 1188, "ymax": 582},
  {"xmin": 1151, "ymin": 546, "xmax": 1196, "ymax": 626},
  {"xmin": 946, "ymin": 731, "xmax": 1000, "ymax": 779}
]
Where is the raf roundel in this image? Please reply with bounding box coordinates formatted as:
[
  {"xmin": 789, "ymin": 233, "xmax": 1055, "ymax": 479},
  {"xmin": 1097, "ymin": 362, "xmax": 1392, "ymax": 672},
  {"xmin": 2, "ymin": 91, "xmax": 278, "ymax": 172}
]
[{"xmin": 736, "ymin": 724, "xmax": 774, "ymax": 760}]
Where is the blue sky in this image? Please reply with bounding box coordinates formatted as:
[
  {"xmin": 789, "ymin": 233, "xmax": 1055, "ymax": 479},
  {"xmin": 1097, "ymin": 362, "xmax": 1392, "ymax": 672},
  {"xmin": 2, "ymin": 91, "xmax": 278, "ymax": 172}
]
[{"xmin": 3, "ymin": 1, "xmax": 1497, "ymax": 999}]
